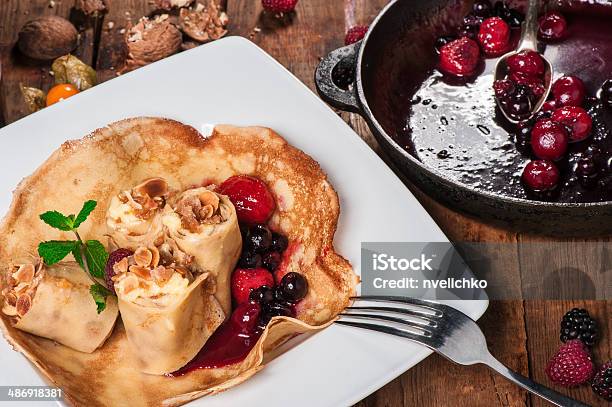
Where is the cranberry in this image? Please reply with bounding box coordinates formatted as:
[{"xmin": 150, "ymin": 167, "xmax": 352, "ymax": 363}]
[
  {"xmin": 105, "ymin": 248, "xmax": 133, "ymax": 294},
  {"xmin": 435, "ymin": 36, "xmax": 457, "ymax": 53},
  {"xmin": 507, "ymin": 50, "xmax": 545, "ymax": 76},
  {"xmin": 276, "ymin": 272, "xmax": 308, "ymax": 303},
  {"xmin": 552, "ymin": 75, "xmax": 585, "ymax": 107},
  {"xmin": 262, "ymin": 251, "xmax": 282, "ymax": 272},
  {"xmin": 600, "ymin": 79, "xmax": 612, "ymax": 108},
  {"xmin": 231, "ymin": 267, "xmax": 275, "ymax": 305},
  {"xmin": 478, "ymin": 17, "xmax": 510, "ymax": 56},
  {"xmin": 438, "ymin": 37, "xmax": 481, "ymax": 77},
  {"xmin": 551, "ymin": 106, "xmax": 592, "ymax": 142},
  {"xmin": 231, "ymin": 302, "xmax": 261, "ymax": 333},
  {"xmin": 522, "ymin": 160, "xmax": 560, "ymax": 191},
  {"xmin": 531, "ymin": 119, "xmax": 569, "ymax": 161},
  {"xmin": 542, "ymin": 99, "xmax": 557, "ymax": 112},
  {"xmin": 538, "ymin": 11, "xmax": 568, "ymax": 41},
  {"xmin": 270, "ymin": 232, "xmax": 288, "ymax": 252},
  {"xmin": 472, "ymin": 1, "xmax": 492, "ymax": 18},
  {"xmin": 245, "ymin": 224, "xmax": 272, "ymax": 253},
  {"xmin": 218, "ymin": 175, "xmax": 276, "ymax": 225}
]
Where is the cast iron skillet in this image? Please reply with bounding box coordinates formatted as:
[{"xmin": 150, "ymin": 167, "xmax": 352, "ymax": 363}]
[{"xmin": 315, "ymin": 0, "xmax": 612, "ymax": 236}]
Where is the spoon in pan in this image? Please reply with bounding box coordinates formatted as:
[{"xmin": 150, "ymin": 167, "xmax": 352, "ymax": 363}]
[{"xmin": 493, "ymin": 0, "xmax": 553, "ymax": 123}]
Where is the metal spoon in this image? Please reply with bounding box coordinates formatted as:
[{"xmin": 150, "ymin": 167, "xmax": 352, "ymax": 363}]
[{"xmin": 494, "ymin": 0, "xmax": 553, "ymax": 123}]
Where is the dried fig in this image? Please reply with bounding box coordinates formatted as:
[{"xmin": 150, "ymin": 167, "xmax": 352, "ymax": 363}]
[
  {"xmin": 18, "ymin": 16, "xmax": 78, "ymax": 60},
  {"xmin": 179, "ymin": 1, "xmax": 228, "ymax": 43},
  {"xmin": 122, "ymin": 14, "xmax": 182, "ymax": 72}
]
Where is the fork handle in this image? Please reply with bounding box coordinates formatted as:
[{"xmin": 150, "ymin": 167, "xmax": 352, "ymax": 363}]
[{"xmin": 483, "ymin": 355, "xmax": 590, "ymax": 407}]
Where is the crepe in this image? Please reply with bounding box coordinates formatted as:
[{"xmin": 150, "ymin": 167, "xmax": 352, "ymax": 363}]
[
  {"xmin": 162, "ymin": 187, "xmax": 241, "ymax": 316},
  {"xmin": 2, "ymin": 261, "xmax": 118, "ymax": 353},
  {"xmin": 0, "ymin": 117, "xmax": 357, "ymax": 406},
  {"xmin": 107, "ymin": 178, "xmax": 170, "ymax": 249},
  {"xmin": 112, "ymin": 246, "xmax": 224, "ymax": 375}
]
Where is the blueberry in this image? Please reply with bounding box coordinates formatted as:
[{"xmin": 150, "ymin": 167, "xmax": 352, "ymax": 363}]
[
  {"xmin": 270, "ymin": 232, "xmax": 289, "ymax": 253},
  {"xmin": 504, "ymin": 9, "xmax": 524, "ymax": 28},
  {"xmin": 276, "ymin": 272, "xmax": 308, "ymax": 303},
  {"xmin": 514, "ymin": 126, "xmax": 531, "ymax": 154},
  {"xmin": 577, "ymin": 156, "xmax": 597, "ymax": 177},
  {"xmin": 249, "ymin": 285, "xmax": 275, "ymax": 305},
  {"xmin": 262, "ymin": 251, "xmax": 282, "ymax": 272},
  {"xmin": 238, "ymin": 251, "xmax": 262, "ymax": 268},
  {"xmin": 259, "ymin": 301, "xmax": 295, "ymax": 328},
  {"xmin": 472, "ymin": 0, "xmax": 491, "ymax": 18},
  {"xmin": 245, "ymin": 224, "xmax": 271, "ymax": 253},
  {"xmin": 533, "ymin": 109, "xmax": 552, "ymax": 122},
  {"xmin": 600, "ymin": 79, "xmax": 612, "ymax": 107}
]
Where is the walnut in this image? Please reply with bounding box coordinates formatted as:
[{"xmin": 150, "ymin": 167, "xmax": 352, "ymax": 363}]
[
  {"xmin": 75, "ymin": 0, "xmax": 108, "ymax": 17},
  {"xmin": 154, "ymin": 0, "xmax": 194, "ymax": 11},
  {"xmin": 179, "ymin": 1, "xmax": 228, "ymax": 43},
  {"xmin": 122, "ymin": 15, "xmax": 182, "ymax": 72},
  {"xmin": 17, "ymin": 16, "xmax": 78, "ymax": 60}
]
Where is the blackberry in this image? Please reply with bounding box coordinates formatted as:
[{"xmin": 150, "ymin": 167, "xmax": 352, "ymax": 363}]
[
  {"xmin": 592, "ymin": 361, "xmax": 612, "ymax": 401},
  {"xmin": 560, "ymin": 308, "xmax": 598, "ymax": 347}
]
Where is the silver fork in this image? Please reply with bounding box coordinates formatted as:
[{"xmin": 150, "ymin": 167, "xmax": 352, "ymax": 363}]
[{"xmin": 337, "ymin": 296, "xmax": 589, "ymax": 407}]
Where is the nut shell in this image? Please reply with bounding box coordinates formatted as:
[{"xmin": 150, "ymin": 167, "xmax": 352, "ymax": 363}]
[
  {"xmin": 18, "ymin": 16, "xmax": 78, "ymax": 60},
  {"xmin": 123, "ymin": 15, "xmax": 182, "ymax": 72}
]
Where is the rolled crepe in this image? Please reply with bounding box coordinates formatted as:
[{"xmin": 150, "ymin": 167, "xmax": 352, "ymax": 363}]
[
  {"xmin": 112, "ymin": 246, "xmax": 224, "ymax": 375},
  {"xmin": 1, "ymin": 261, "xmax": 118, "ymax": 353},
  {"xmin": 162, "ymin": 187, "xmax": 241, "ymax": 316},
  {"xmin": 106, "ymin": 178, "xmax": 169, "ymax": 250}
]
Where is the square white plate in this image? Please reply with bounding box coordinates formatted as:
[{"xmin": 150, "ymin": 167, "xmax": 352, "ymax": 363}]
[{"xmin": 0, "ymin": 37, "xmax": 488, "ymax": 406}]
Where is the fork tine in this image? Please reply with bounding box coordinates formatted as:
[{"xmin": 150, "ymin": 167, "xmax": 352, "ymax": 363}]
[
  {"xmin": 352, "ymin": 296, "xmax": 445, "ymax": 316},
  {"xmin": 345, "ymin": 306, "xmax": 438, "ymax": 327},
  {"xmin": 335, "ymin": 320, "xmax": 437, "ymax": 348},
  {"xmin": 339, "ymin": 312, "xmax": 435, "ymax": 334}
]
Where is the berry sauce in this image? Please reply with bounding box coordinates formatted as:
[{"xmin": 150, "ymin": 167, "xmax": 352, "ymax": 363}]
[
  {"xmin": 169, "ymin": 319, "xmax": 264, "ymax": 375},
  {"xmin": 392, "ymin": 9, "xmax": 612, "ymax": 202}
]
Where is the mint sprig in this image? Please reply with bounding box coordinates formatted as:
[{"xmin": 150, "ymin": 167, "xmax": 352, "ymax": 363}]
[{"xmin": 38, "ymin": 200, "xmax": 112, "ymax": 313}]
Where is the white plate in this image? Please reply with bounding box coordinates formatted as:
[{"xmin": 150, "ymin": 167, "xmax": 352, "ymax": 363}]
[{"xmin": 0, "ymin": 37, "xmax": 488, "ymax": 406}]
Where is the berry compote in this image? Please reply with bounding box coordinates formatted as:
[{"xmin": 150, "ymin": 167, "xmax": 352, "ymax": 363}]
[{"xmin": 392, "ymin": 2, "xmax": 612, "ymax": 202}]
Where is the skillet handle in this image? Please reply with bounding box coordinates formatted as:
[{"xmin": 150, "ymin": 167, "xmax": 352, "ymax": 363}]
[{"xmin": 315, "ymin": 41, "xmax": 362, "ymax": 113}]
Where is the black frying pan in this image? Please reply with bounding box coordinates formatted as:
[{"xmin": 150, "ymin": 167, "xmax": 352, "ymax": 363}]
[{"xmin": 315, "ymin": 0, "xmax": 612, "ymax": 236}]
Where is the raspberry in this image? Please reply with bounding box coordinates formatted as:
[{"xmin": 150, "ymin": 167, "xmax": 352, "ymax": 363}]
[
  {"xmin": 545, "ymin": 340, "xmax": 594, "ymax": 387},
  {"xmin": 477, "ymin": 16, "xmax": 510, "ymax": 56},
  {"xmin": 591, "ymin": 361, "xmax": 612, "ymax": 401},
  {"xmin": 218, "ymin": 175, "xmax": 276, "ymax": 225},
  {"xmin": 345, "ymin": 25, "xmax": 369, "ymax": 45},
  {"xmin": 559, "ymin": 308, "xmax": 598, "ymax": 347},
  {"xmin": 261, "ymin": 0, "xmax": 298, "ymax": 13},
  {"xmin": 105, "ymin": 248, "xmax": 133, "ymax": 294},
  {"xmin": 551, "ymin": 106, "xmax": 592, "ymax": 143},
  {"xmin": 231, "ymin": 267, "xmax": 275, "ymax": 305},
  {"xmin": 438, "ymin": 37, "xmax": 480, "ymax": 77}
]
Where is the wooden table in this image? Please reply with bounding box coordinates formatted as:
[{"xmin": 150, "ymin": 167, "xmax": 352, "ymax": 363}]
[{"xmin": 0, "ymin": 1, "xmax": 610, "ymax": 406}]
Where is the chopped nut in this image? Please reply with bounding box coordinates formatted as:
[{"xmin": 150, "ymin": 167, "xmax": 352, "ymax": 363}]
[
  {"xmin": 129, "ymin": 265, "xmax": 152, "ymax": 280},
  {"xmin": 179, "ymin": 0, "xmax": 228, "ymax": 43},
  {"xmin": 5, "ymin": 292, "xmax": 17, "ymax": 306},
  {"xmin": 15, "ymin": 294, "xmax": 32, "ymax": 317},
  {"xmin": 150, "ymin": 246, "xmax": 160, "ymax": 268},
  {"xmin": 2, "ymin": 303, "xmax": 17, "ymax": 317},
  {"xmin": 113, "ymin": 257, "xmax": 129, "ymax": 274},
  {"xmin": 75, "ymin": 0, "xmax": 108, "ymax": 17},
  {"xmin": 134, "ymin": 247, "xmax": 153, "ymax": 267},
  {"xmin": 151, "ymin": 265, "xmax": 174, "ymax": 283},
  {"xmin": 133, "ymin": 177, "xmax": 169, "ymax": 199},
  {"xmin": 14, "ymin": 282, "xmax": 29, "ymax": 294}
]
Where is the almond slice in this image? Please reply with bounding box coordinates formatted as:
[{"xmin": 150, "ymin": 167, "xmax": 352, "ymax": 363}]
[
  {"xmin": 113, "ymin": 257, "xmax": 129, "ymax": 274},
  {"xmin": 130, "ymin": 265, "xmax": 152, "ymax": 280},
  {"xmin": 16, "ymin": 294, "xmax": 32, "ymax": 317},
  {"xmin": 151, "ymin": 265, "xmax": 174, "ymax": 283},
  {"xmin": 134, "ymin": 247, "xmax": 153, "ymax": 267},
  {"xmin": 13, "ymin": 263, "xmax": 35, "ymax": 283}
]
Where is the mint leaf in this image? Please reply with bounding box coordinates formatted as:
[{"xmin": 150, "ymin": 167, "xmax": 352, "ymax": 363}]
[
  {"xmin": 73, "ymin": 200, "xmax": 97, "ymax": 228},
  {"xmin": 39, "ymin": 211, "xmax": 74, "ymax": 231},
  {"xmin": 82, "ymin": 240, "xmax": 108, "ymax": 278},
  {"xmin": 38, "ymin": 240, "xmax": 78, "ymax": 265},
  {"xmin": 90, "ymin": 283, "xmax": 111, "ymax": 313}
]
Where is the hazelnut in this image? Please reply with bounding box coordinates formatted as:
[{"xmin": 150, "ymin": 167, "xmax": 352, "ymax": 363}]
[
  {"xmin": 154, "ymin": 0, "xmax": 194, "ymax": 11},
  {"xmin": 75, "ymin": 0, "xmax": 108, "ymax": 17},
  {"xmin": 179, "ymin": 1, "xmax": 228, "ymax": 43},
  {"xmin": 18, "ymin": 16, "xmax": 78, "ymax": 60}
]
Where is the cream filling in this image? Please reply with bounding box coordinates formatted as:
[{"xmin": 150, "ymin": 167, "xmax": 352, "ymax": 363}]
[
  {"xmin": 107, "ymin": 196, "xmax": 154, "ymax": 235},
  {"xmin": 115, "ymin": 273, "xmax": 189, "ymax": 307}
]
